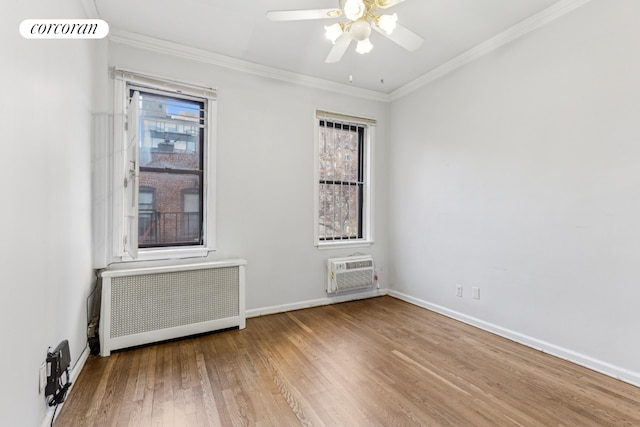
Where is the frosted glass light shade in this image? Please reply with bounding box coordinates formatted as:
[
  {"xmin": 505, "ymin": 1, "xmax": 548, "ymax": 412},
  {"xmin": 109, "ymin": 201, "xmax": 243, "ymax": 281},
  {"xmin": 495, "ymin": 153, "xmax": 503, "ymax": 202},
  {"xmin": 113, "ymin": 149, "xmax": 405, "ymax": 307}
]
[
  {"xmin": 377, "ymin": 13, "xmax": 398, "ymax": 35},
  {"xmin": 350, "ymin": 19, "xmax": 371, "ymax": 41},
  {"xmin": 344, "ymin": 0, "xmax": 365, "ymax": 21},
  {"xmin": 324, "ymin": 23, "xmax": 343, "ymax": 43},
  {"xmin": 356, "ymin": 38, "xmax": 373, "ymax": 54}
]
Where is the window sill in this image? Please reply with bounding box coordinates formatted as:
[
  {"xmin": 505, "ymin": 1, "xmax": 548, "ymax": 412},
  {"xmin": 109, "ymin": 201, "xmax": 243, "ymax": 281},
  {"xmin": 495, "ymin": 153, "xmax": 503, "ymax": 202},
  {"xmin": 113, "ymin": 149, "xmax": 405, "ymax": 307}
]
[
  {"xmin": 121, "ymin": 246, "xmax": 212, "ymax": 262},
  {"xmin": 316, "ymin": 240, "xmax": 373, "ymax": 250}
]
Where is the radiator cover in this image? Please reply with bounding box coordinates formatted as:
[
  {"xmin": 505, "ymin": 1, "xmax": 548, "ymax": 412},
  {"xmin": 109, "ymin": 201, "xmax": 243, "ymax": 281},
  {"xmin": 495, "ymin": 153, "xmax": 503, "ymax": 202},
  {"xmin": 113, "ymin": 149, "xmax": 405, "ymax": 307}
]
[{"xmin": 99, "ymin": 260, "xmax": 246, "ymax": 356}]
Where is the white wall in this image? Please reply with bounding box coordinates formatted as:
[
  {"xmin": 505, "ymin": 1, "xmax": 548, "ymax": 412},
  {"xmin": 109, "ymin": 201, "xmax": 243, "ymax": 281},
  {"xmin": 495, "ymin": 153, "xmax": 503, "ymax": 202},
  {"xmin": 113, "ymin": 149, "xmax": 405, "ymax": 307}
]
[
  {"xmin": 103, "ymin": 42, "xmax": 390, "ymax": 313},
  {"xmin": 0, "ymin": 0, "xmax": 96, "ymax": 425},
  {"xmin": 389, "ymin": 0, "xmax": 640, "ymax": 384}
]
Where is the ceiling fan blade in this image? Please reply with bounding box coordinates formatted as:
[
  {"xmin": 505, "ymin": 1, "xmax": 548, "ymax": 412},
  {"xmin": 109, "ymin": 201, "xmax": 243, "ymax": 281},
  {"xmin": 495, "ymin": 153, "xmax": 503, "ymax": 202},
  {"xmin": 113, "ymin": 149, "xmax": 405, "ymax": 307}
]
[
  {"xmin": 376, "ymin": 0, "xmax": 407, "ymax": 9},
  {"xmin": 372, "ymin": 22, "xmax": 423, "ymax": 51},
  {"xmin": 266, "ymin": 8, "xmax": 341, "ymax": 21},
  {"xmin": 325, "ymin": 32, "xmax": 352, "ymax": 63}
]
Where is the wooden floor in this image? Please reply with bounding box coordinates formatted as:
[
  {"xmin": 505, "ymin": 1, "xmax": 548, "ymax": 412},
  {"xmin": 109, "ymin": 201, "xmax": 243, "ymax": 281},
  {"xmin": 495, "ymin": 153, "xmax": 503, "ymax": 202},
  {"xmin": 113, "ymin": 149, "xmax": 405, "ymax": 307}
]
[{"xmin": 55, "ymin": 296, "xmax": 640, "ymax": 426}]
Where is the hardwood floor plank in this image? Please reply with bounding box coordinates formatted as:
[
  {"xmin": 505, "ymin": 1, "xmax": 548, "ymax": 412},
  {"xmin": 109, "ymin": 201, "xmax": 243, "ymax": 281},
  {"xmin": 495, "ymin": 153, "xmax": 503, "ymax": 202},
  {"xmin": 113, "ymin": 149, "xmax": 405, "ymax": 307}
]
[
  {"xmin": 194, "ymin": 350, "xmax": 223, "ymax": 426},
  {"xmin": 55, "ymin": 296, "xmax": 640, "ymax": 426}
]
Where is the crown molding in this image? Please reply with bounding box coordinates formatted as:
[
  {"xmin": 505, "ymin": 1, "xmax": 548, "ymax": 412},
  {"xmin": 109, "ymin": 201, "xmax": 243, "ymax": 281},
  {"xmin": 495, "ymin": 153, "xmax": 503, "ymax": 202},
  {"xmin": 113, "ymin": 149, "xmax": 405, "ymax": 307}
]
[
  {"xmin": 81, "ymin": 0, "xmax": 99, "ymax": 19},
  {"xmin": 108, "ymin": 28, "xmax": 390, "ymax": 103},
  {"xmin": 107, "ymin": 0, "xmax": 591, "ymax": 104},
  {"xmin": 389, "ymin": 0, "xmax": 592, "ymax": 101}
]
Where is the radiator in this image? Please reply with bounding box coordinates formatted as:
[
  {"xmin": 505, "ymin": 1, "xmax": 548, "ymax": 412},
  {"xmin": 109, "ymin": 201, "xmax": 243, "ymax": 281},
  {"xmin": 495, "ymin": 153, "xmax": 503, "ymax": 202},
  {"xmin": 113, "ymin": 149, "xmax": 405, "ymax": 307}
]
[
  {"xmin": 327, "ymin": 255, "xmax": 374, "ymax": 294},
  {"xmin": 98, "ymin": 260, "xmax": 246, "ymax": 356}
]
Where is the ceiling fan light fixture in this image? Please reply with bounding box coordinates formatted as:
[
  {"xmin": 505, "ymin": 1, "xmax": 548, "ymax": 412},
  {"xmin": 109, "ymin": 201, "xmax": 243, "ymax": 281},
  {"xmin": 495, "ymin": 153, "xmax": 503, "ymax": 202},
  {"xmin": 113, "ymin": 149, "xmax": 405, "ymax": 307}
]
[
  {"xmin": 344, "ymin": 0, "xmax": 366, "ymax": 21},
  {"xmin": 377, "ymin": 13, "xmax": 398, "ymax": 35},
  {"xmin": 267, "ymin": 0, "xmax": 424, "ymax": 63},
  {"xmin": 324, "ymin": 22, "xmax": 343, "ymax": 44},
  {"xmin": 350, "ymin": 19, "xmax": 371, "ymax": 41},
  {"xmin": 356, "ymin": 38, "xmax": 373, "ymax": 54}
]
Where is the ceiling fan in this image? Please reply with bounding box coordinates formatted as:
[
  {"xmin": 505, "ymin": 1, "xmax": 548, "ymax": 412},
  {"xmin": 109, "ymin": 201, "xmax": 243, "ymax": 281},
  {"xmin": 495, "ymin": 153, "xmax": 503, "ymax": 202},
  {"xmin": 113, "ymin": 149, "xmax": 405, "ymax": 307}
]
[{"xmin": 267, "ymin": 0, "xmax": 424, "ymax": 63}]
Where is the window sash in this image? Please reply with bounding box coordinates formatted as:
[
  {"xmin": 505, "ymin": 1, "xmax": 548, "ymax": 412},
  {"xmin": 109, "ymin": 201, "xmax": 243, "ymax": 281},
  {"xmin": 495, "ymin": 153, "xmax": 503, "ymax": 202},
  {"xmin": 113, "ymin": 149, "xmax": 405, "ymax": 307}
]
[
  {"xmin": 132, "ymin": 86, "xmax": 206, "ymax": 249},
  {"xmin": 318, "ymin": 182, "xmax": 364, "ymax": 240},
  {"xmin": 318, "ymin": 119, "xmax": 366, "ymax": 241}
]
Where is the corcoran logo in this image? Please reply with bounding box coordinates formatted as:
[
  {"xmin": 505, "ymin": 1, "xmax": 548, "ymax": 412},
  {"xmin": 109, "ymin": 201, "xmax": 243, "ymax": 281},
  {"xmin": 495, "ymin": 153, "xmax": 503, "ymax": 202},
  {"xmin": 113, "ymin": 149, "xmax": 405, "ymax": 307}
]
[{"xmin": 19, "ymin": 19, "xmax": 109, "ymax": 39}]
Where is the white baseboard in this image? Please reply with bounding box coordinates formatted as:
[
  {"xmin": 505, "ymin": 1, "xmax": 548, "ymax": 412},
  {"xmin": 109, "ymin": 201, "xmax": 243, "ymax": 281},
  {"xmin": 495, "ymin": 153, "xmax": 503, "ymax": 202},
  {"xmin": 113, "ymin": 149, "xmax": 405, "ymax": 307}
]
[
  {"xmin": 246, "ymin": 288, "xmax": 389, "ymax": 318},
  {"xmin": 388, "ymin": 290, "xmax": 640, "ymax": 388},
  {"xmin": 40, "ymin": 345, "xmax": 91, "ymax": 427}
]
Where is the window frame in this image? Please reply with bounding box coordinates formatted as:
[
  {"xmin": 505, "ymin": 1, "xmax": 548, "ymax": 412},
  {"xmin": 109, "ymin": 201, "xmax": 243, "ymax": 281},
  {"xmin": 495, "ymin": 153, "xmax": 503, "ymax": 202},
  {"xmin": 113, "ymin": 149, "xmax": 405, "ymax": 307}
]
[
  {"xmin": 314, "ymin": 110, "xmax": 375, "ymax": 248},
  {"xmin": 132, "ymin": 86, "xmax": 205, "ymax": 249},
  {"xmin": 112, "ymin": 70, "xmax": 217, "ymax": 261}
]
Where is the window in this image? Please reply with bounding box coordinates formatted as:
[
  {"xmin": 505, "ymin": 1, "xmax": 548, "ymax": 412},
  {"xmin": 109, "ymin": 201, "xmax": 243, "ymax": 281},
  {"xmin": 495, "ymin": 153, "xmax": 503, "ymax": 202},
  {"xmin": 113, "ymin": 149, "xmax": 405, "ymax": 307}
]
[
  {"xmin": 182, "ymin": 189, "xmax": 201, "ymax": 241},
  {"xmin": 138, "ymin": 187, "xmax": 156, "ymax": 243},
  {"xmin": 133, "ymin": 88, "xmax": 204, "ymax": 248},
  {"xmin": 315, "ymin": 110, "xmax": 374, "ymax": 246},
  {"xmin": 114, "ymin": 70, "xmax": 216, "ymax": 260}
]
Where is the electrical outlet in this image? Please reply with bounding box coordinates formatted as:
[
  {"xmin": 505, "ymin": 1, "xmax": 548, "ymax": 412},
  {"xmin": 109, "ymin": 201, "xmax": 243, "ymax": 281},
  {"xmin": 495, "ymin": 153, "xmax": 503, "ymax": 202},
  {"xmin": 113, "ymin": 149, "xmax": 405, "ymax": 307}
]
[
  {"xmin": 472, "ymin": 287, "xmax": 480, "ymax": 300},
  {"xmin": 39, "ymin": 362, "xmax": 47, "ymax": 394},
  {"xmin": 456, "ymin": 285, "xmax": 463, "ymax": 297}
]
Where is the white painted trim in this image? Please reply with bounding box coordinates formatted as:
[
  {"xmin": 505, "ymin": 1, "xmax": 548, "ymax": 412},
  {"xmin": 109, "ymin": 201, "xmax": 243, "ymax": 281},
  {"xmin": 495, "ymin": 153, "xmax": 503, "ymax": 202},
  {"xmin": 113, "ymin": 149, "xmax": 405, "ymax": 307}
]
[
  {"xmin": 387, "ymin": 290, "xmax": 640, "ymax": 388},
  {"xmin": 389, "ymin": 0, "xmax": 592, "ymax": 100},
  {"xmin": 41, "ymin": 345, "xmax": 91, "ymax": 427},
  {"xmin": 114, "ymin": 68, "xmax": 216, "ymax": 98},
  {"xmin": 246, "ymin": 288, "xmax": 389, "ymax": 318},
  {"xmin": 108, "ymin": 29, "xmax": 388, "ymax": 103},
  {"xmin": 99, "ymin": 258, "xmax": 247, "ymax": 277},
  {"xmin": 80, "ymin": 0, "xmax": 99, "ymax": 19},
  {"xmin": 106, "ymin": 316, "xmax": 243, "ymax": 353},
  {"xmin": 313, "ymin": 109, "xmax": 320, "ymax": 244},
  {"xmin": 121, "ymin": 247, "xmax": 210, "ymax": 262},
  {"xmin": 316, "ymin": 241, "xmax": 374, "ymax": 250}
]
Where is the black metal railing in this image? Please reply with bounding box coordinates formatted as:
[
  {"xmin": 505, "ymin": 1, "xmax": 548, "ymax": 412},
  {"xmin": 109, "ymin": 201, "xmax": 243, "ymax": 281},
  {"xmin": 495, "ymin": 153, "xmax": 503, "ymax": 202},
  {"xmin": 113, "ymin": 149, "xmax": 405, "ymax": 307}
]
[{"xmin": 139, "ymin": 211, "xmax": 201, "ymax": 246}]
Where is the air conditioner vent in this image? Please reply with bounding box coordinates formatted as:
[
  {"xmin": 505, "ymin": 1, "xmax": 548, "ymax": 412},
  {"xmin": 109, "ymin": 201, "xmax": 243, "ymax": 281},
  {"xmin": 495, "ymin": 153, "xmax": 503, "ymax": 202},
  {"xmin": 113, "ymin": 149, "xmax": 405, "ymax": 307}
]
[
  {"xmin": 327, "ymin": 255, "xmax": 374, "ymax": 294},
  {"xmin": 345, "ymin": 260, "xmax": 373, "ymax": 270}
]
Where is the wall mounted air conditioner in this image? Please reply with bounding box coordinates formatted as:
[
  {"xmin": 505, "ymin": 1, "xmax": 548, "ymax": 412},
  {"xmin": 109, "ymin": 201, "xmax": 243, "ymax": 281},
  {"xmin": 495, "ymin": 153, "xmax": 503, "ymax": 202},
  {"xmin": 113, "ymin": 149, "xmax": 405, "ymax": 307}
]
[{"xmin": 327, "ymin": 255, "xmax": 374, "ymax": 294}]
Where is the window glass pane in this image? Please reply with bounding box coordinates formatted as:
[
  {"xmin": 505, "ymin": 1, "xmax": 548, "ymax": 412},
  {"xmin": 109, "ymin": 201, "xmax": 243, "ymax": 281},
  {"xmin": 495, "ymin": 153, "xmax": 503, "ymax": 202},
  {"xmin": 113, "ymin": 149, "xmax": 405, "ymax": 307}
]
[
  {"xmin": 183, "ymin": 192, "xmax": 199, "ymax": 212},
  {"xmin": 139, "ymin": 211, "xmax": 156, "ymax": 242},
  {"xmin": 138, "ymin": 171, "xmax": 201, "ymax": 246},
  {"xmin": 138, "ymin": 188, "xmax": 156, "ymax": 242},
  {"xmin": 138, "ymin": 93, "xmax": 202, "ymax": 169},
  {"xmin": 182, "ymin": 192, "xmax": 200, "ymax": 240},
  {"xmin": 139, "ymin": 189, "xmax": 155, "ymax": 210},
  {"xmin": 319, "ymin": 183, "xmax": 360, "ymax": 239},
  {"xmin": 319, "ymin": 124, "xmax": 359, "ymax": 182},
  {"xmin": 318, "ymin": 119, "xmax": 364, "ymax": 241}
]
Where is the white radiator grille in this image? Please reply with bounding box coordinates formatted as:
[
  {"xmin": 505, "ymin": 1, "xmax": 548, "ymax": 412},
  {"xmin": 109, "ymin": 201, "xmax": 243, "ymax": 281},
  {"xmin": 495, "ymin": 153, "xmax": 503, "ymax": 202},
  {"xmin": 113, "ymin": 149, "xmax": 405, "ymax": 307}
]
[
  {"xmin": 99, "ymin": 260, "xmax": 246, "ymax": 356},
  {"xmin": 111, "ymin": 267, "xmax": 239, "ymax": 338}
]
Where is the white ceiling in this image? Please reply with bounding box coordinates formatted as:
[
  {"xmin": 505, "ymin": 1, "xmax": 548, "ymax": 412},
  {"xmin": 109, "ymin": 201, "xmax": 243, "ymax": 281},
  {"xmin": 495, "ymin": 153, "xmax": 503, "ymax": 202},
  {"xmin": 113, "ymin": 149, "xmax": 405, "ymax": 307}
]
[{"xmin": 94, "ymin": 0, "xmax": 566, "ymax": 94}]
